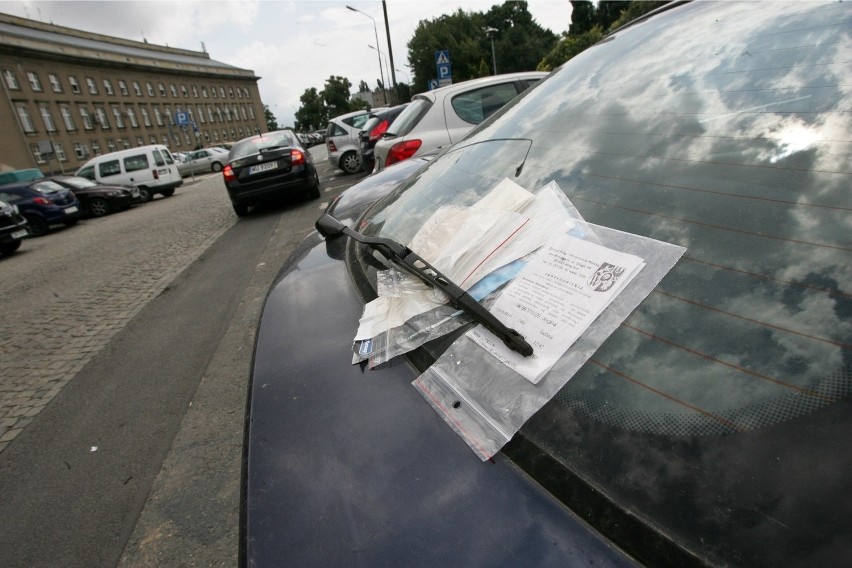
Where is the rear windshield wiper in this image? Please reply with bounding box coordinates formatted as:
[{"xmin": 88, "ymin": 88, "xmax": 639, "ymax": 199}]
[{"xmin": 316, "ymin": 213, "xmax": 533, "ymax": 357}]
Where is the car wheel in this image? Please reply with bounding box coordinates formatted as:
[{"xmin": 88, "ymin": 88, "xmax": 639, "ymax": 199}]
[
  {"xmin": 138, "ymin": 187, "xmax": 152, "ymax": 202},
  {"xmin": 305, "ymin": 171, "xmax": 321, "ymax": 200},
  {"xmin": 340, "ymin": 151, "xmax": 361, "ymax": 175},
  {"xmin": 161, "ymin": 188, "xmax": 175, "ymax": 198},
  {"xmin": 0, "ymin": 239, "xmax": 21, "ymax": 255},
  {"xmin": 211, "ymin": 162, "xmax": 223, "ymax": 172},
  {"xmin": 23, "ymin": 214, "xmax": 48, "ymax": 236},
  {"xmin": 88, "ymin": 197, "xmax": 111, "ymax": 217},
  {"xmin": 233, "ymin": 203, "xmax": 249, "ymax": 217}
]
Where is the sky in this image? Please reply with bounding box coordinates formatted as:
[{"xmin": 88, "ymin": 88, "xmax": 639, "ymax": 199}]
[{"xmin": 0, "ymin": 0, "xmax": 573, "ymax": 128}]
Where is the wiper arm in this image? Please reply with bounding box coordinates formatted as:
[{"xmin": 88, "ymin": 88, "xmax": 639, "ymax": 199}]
[{"xmin": 316, "ymin": 213, "xmax": 533, "ymax": 357}]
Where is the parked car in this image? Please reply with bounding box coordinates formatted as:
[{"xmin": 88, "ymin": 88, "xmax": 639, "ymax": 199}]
[
  {"xmin": 242, "ymin": 2, "xmax": 851, "ymax": 567},
  {"xmin": 325, "ymin": 109, "xmax": 371, "ymax": 174},
  {"xmin": 371, "ymin": 71, "xmax": 546, "ymax": 173},
  {"xmin": 48, "ymin": 175, "xmax": 139, "ymax": 217},
  {"xmin": 222, "ymin": 129, "xmax": 320, "ymax": 217},
  {"xmin": 176, "ymin": 147, "xmax": 230, "ymax": 177},
  {"xmin": 76, "ymin": 144, "xmax": 182, "ymax": 202},
  {"xmin": 357, "ymin": 103, "xmax": 409, "ymax": 173},
  {"xmin": 0, "ymin": 199, "xmax": 28, "ymax": 255},
  {"xmin": 0, "ymin": 179, "xmax": 81, "ymax": 236}
]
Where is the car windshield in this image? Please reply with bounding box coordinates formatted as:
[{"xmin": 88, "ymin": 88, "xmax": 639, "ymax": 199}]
[
  {"xmin": 230, "ymin": 132, "xmax": 294, "ymax": 160},
  {"xmin": 357, "ymin": 2, "xmax": 851, "ymax": 566},
  {"xmin": 57, "ymin": 177, "xmax": 98, "ymax": 189},
  {"xmin": 386, "ymin": 98, "xmax": 431, "ymax": 137}
]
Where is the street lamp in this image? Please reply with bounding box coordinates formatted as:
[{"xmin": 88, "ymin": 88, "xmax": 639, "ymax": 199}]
[
  {"xmin": 368, "ymin": 44, "xmax": 391, "ymax": 102},
  {"xmin": 346, "ymin": 6, "xmax": 386, "ymax": 99},
  {"xmin": 394, "ymin": 68, "xmax": 410, "ymax": 85},
  {"xmin": 484, "ymin": 27, "xmax": 498, "ymax": 75}
]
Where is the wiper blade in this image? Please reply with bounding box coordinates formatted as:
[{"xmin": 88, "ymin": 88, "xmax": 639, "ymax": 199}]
[{"xmin": 316, "ymin": 213, "xmax": 533, "ymax": 357}]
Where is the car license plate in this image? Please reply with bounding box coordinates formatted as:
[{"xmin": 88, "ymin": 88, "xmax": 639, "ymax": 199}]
[
  {"xmin": 64, "ymin": 206, "xmax": 79, "ymax": 214},
  {"xmin": 11, "ymin": 229, "xmax": 27, "ymax": 239},
  {"xmin": 249, "ymin": 161, "xmax": 277, "ymax": 175}
]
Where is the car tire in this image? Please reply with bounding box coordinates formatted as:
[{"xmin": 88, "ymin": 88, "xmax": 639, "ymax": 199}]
[
  {"xmin": 23, "ymin": 214, "xmax": 48, "ymax": 236},
  {"xmin": 339, "ymin": 151, "xmax": 361, "ymax": 175},
  {"xmin": 0, "ymin": 239, "xmax": 21, "ymax": 255},
  {"xmin": 88, "ymin": 197, "xmax": 111, "ymax": 217},
  {"xmin": 211, "ymin": 162, "xmax": 223, "ymax": 172},
  {"xmin": 161, "ymin": 188, "xmax": 175, "ymax": 198},
  {"xmin": 138, "ymin": 187, "xmax": 152, "ymax": 202},
  {"xmin": 233, "ymin": 203, "xmax": 249, "ymax": 217},
  {"xmin": 305, "ymin": 171, "xmax": 321, "ymax": 200}
]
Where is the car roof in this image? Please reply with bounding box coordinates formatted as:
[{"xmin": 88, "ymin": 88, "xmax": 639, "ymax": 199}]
[{"xmin": 416, "ymin": 71, "xmax": 548, "ymax": 101}]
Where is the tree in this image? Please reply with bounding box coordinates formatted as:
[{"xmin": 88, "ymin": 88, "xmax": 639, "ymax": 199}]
[
  {"xmin": 263, "ymin": 104, "xmax": 278, "ymax": 131},
  {"xmin": 294, "ymin": 87, "xmax": 325, "ymax": 132},
  {"xmin": 358, "ymin": 80, "xmax": 369, "ymax": 93},
  {"xmin": 321, "ymin": 75, "xmax": 353, "ymax": 117},
  {"xmin": 406, "ymin": 2, "xmax": 556, "ymax": 96}
]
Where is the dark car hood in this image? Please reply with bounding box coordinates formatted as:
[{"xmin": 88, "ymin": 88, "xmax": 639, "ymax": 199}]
[{"xmin": 242, "ymin": 232, "xmax": 636, "ymax": 566}]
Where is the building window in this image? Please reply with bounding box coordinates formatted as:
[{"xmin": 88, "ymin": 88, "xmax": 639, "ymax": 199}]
[
  {"xmin": 111, "ymin": 106, "xmax": 125, "ymax": 128},
  {"xmin": 224, "ymin": 107, "xmax": 231, "ymax": 122},
  {"xmin": 213, "ymin": 130, "xmax": 219, "ymax": 142},
  {"xmin": 107, "ymin": 138, "xmax": 117, "ymax": 152},
  {"xmin": 132, "ymin": 81, "xmax": 142, "ymax": 96},
  {"xmin": 238, "ymin": 127, "xmax": 243, "ymax": 138},
  {"xmin": 233, "ymin": 105, "xmax": 239, "ymax": 121},
  {"xmin": 54, "ymin": 142, "xmax": 67, "ymax": 161},
  {"xmin": 164, "ymin": 106, "xmax": 173, "ymax": 124},
  {"xmin": 158, "ymin": 82, "xmax": 166, "ymax": 96},
  {"xmin": 140, "ymin": 106, "xmax": 151, "ymax": 127},
  {"xmin": 146, "ymin": 82, "xmax": 155, "ymax": 96},
  {"xmin": 48, "ymin": 73, "xmax": 63, "ymax": 93},
  {"xmin": 154, "ymin": 106, "xmax": 163, "ymax": 126},
  {"xmin": 162, "ymin": 135, "xmax": 169, "ymax": 146},
  {"xmin": 170, "ymin": 84, "xmax": 178, "ymax": 98},
  {"xmin": 117, "ymin": 80, "xmax": 128, "ymax": 96},
  {"xmin": 211, "ymin": 85, "xmax": 217, "ymax": 99},
  {"xmin": 230, "ymin": 128, "xmax": 236, "ymax": 139},
  {"xmin": 219, "ymin": 87, "xmax": 226, "ymax": 98},
  {"xmin": 73, "ymin": 141, "xmax": 87, "ymax": 159},
  {"xmin": 16, "ymin": 104, "xmax": 35, "ymax": 133},
  {"xmin": 243, "ymin": 88, "xmax": 250, "ymax": 99},
  {"xmin": 228, "ymin": 87, "xmax": 234, "ymax": 98},
  {"xmin": 3, "ymin": 69, "xmax": 19, "ymax": 90},
  {"xmin": 192, "ymin": 85, "xmax": 198, "ymax": 98},
  {"xmin": 86, "ymin": 77, "xmax": 98, "ymax": 95},
  {"xmin": 27, "ymin": 72, "xmax": 42, "ymax": 91},
  {"xmin": 78, "ymin": 105, "xmax": 94, "ymax": 130},
  {"xmin": 236, "ymin": 88, "xmax": 242, "ymax": 99},
  {"xmin": 201, "ymin": 86, "xmax": 208, "ymax": 98},
  {"xmin": 197, "ymin": 104, "xmax": 205, "ymax": 124},
  {"xmin": 31, "ymin": 144, "xmax": 46, "ymax": 164},
  {"xmin": 95, "ymin": 106, "xmax": 109, "ymax": 129},
  {"xmin": 127, "ymin": 107, "xmax": 139, "ymax": 128},
  {"xmin": 181, "ymin": 84, "xmax": 188, "ymax": 97},
  {"xmin": 207, "ymin": 105, "xmax": 214, "ymax": 123},
  {"xmin": 103, "ymin": 79, "xmax": 114, "ymax": 95},
  {"xmin": 121, "ymin": 137, "xmax": 130, "ymax": 148},
  {"xmin": 248, "ymin": 106, "xmax": 255, "ymax": 120},
  {"xmin": 240, "ymin": 105, "xmax": 247, "ymax": 120},
  {"xmin": 60, "ymin": 105, "xmax": 76, "ymax": 131},
  {"xmin": 149, "ymin": 135, "xmax": 156, "ymax": 145},
  {"xmin": 216, "ymin": 107, "xmax": 223, "ymax": 122},
  {"xmin": 136, "ymin": 136, "xmax": 144, "ymax": 146},
  {"xmin": 91, "ymin": 140, "xmax": 101, "ymax": 156},
  {"xmin": 39, "ymin": 104, "xmax": 57, "ymax": 132},
  {"xmin": 69, "ymin": 76, "xmax": 81, "ymax": 94}
]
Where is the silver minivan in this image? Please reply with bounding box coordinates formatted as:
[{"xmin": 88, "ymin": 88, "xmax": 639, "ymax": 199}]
[{"xmin": 325, "ymin": 110, "xmax": 370, "ymax": 174}]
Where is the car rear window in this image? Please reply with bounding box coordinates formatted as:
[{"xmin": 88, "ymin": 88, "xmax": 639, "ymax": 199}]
[
  {"xmin": 360, "ymin": 2, "xmax": 851, "ymax": 565},
  {"xmin": 387, "ymin": 98, "xmax": 432, "ymax": 137},
  {"xmin": 30, "ymin": 180, "xmax": 65, "ymax": 194},
  {"xmin": 342, "ymin": 113, "xmax": 370, "ymax": 129},
  {"xmin": 98, "ymin": 160, "xmax": 121, "ymax": 177},
  {"xmin": 152, "ymin": 149, "xmax": 166, "ymax": 167},
  {"xmin": 230, "ymin": 131, "xmax": 294, "ymax": 160}
]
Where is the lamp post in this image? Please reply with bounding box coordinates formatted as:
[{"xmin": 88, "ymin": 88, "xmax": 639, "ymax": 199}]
[
  {"xmin": 346, "ymin": 5, "xmax": 386, "ymax": 101},
  {"xmin": 484, "ymin": 27, "xmax": 498, "ymax": 75},
  {"xmin": 368, "ymin": 44, "xmax": 391, "ymax": 104}
]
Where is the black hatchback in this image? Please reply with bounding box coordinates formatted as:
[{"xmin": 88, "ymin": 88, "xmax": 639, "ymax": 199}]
[{"xmin": 222, "ymin": 130, "xmax": 320, "ymax": 217}]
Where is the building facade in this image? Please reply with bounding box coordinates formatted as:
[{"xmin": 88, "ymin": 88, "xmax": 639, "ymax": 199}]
[{"xmin": 0, "ymin": 13, "xmax": 266, "ymax": 174}]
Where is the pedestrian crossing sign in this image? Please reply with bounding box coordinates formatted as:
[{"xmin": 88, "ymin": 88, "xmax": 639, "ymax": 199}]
[{"xmin": 435, "ymin": 50, "xmax": 450, "ymax": 64}]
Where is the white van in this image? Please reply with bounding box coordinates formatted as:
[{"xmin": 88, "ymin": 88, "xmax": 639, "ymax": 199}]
[{"xmin": 75, "ymin": 145, "xmax": 183, "ymax": 202}]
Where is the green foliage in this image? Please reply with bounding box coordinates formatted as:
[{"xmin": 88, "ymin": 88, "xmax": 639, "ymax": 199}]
[
  {"xmin": 263, "ymin": 104, "xmax": 278, "ymax": 132},
  {"xmin": 407, "ymin": 1, "xmax": 557, "ymax": 96},
  {"xmin": 538, "ymin": 1, "xmax": 669, "ymax": 71},
  {"xmin": 294, "ymin": 87, "xmax": 325, "ymax": 132},
  {"xmin": 358, "ymin": 80, "xmax": 370, "ymax": 93},
  {"xmin": 321, "ymin": 75, "xmax": 353, "ymax": 117}
]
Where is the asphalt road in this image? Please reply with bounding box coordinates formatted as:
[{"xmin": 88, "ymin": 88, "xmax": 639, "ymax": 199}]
[{"xmin": 0, "ymin": 146, "xmax": 368, "ymax": 567}]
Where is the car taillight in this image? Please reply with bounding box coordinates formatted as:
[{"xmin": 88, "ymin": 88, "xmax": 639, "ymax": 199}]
[
  {"xmin": 33, "ymin": 197, "xmax": 51, "ymax": 205},
  {"xmin": 152, "ymin": 169, "xmax": 160, "ymax": 180},
  {"xmin": 385, "ymin": 139, "xmax": 422, "ymax": 167},
  {"xmin": 327, "ymin": 139, "xmax": 337, "ymax": 152},
  {"xmin": 291, "ymin": 149, "xmax": 305, "ymax": 166},
  {"xmin": 368, "ymin": 120, "xmax": 389, "ymax": 143},
  {"xmin": 223, "ymin": 165, "xmax": 236, "ymax": 182}
]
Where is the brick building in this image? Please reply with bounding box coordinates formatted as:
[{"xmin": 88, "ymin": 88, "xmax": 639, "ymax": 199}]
[{"xmin": 0, "ymin": 13, "xmax": 266, "ymax": 174}]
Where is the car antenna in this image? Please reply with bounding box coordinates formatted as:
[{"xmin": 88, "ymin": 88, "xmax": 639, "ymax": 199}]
[{"xmin": 315, "ymin": 213, "xmax": 533, "ymax": 357}]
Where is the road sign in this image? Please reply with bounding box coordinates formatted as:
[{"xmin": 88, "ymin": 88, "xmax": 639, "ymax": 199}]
[
  {"xmin": 428, "ymin": 79, "xmax": 439, "ymax": 90},
  {"xmin": 437, "ymin": 62, "xmax": 452, "ymax": 80},
  {"xmin": 435, "ymin": 50, "xmax": 450, "ymax": 64},
  {"xmin": 174, "ymin": 111, "xmax": 190, "ymax": 126}
]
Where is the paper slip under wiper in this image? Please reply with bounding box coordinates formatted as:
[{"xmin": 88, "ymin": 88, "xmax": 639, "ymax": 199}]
[{"xmin": 315, "ymin": 213, "xmax": 533, "ymax": 357}]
